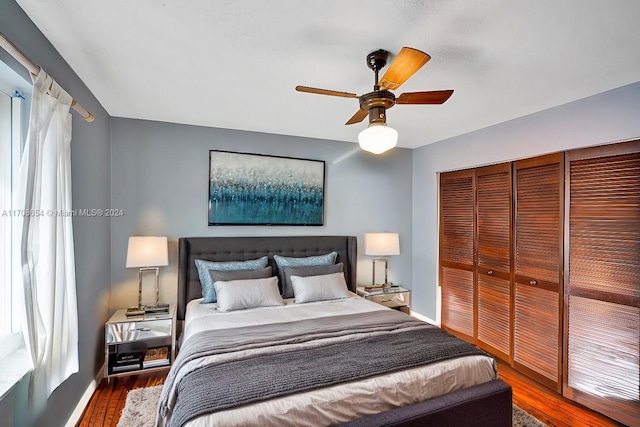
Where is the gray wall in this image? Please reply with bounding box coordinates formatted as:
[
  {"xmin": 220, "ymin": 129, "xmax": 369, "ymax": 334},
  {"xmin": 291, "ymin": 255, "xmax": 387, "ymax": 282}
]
[
  {"xmin": 412, "ymin": 81, "xmax": 640, "ymax": 320},
  {"xmin": 0, "ymin": 2, "xmax": 112, "ymax": 426},
  {"xmin": 110, "ymin": 118, "xmax": 413, "ymax": 310}
]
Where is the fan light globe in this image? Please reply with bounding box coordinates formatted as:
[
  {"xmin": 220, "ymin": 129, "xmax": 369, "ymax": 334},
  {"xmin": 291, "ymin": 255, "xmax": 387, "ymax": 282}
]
[{"xmin": 358, "ymin": 123, "xmax": 398, "ymax": 154}]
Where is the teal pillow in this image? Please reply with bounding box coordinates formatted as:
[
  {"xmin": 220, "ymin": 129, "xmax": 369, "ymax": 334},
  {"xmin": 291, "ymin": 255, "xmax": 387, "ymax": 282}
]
[
  {"xmin": 274, "ymin": 252, "xmax": 337, "ymax": 295},
  {"xmin": 195, "ymin": 256, "xmax": 268, "ymax": 303}
]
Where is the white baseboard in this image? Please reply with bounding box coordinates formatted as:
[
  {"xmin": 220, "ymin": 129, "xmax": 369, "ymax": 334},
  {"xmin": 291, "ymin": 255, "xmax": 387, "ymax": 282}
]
[
  {"xmin": 65, "ymin": 362, "xmax": 105, "ymax": 427},
  {"xmin": 410, "ymin": 310, "xmax": 440, "ymax": 326}
]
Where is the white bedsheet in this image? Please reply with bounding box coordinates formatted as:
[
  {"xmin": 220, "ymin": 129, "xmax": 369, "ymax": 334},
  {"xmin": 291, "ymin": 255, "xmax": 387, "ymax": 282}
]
[
  {"xmin": 183, "ymin": 293, "xmax": 383, "ymax": 341},
  {"xmin": 178, "ymin": 295, "xmax": 497, "ymax": 427}
]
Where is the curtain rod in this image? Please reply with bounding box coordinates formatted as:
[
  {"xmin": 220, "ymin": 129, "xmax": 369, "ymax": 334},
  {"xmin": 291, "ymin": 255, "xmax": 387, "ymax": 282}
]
[{"xmin": 0, "ymin": 32, "xmax": 94, "ymax": 122}]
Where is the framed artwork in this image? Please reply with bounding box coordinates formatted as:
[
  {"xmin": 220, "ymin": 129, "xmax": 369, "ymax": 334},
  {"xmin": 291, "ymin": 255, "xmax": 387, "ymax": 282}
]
[{"xmin": 208, "ymin": 150, "xmax": 325, "ymax": 226}]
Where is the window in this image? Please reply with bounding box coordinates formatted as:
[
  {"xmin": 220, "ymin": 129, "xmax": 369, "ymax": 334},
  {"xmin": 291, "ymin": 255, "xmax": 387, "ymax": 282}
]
[{"xmin": 0, "ymin": 60, "xmax": 29, "ymax": 358}]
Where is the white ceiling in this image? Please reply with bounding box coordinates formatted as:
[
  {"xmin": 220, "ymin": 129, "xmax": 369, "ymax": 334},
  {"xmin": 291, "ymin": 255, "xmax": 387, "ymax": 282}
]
[{"xmin": 16, "ymin": 0, "xmax": 640, "ymax": 149}]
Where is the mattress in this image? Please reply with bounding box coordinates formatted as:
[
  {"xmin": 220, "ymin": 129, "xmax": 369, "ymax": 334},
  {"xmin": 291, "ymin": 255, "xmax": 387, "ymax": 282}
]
[{"xmin": 162, "ymin": 296, "xmax": 496, "ymax": 427}]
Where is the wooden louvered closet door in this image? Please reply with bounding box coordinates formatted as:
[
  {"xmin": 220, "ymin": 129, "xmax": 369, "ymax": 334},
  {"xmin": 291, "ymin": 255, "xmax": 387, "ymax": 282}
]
[
  {"xmin": 439, "ymin": 170, "xmax": 475, "ymax": 343},
  {"xmin": 564, "ymin": 141, "xmax": 640, "ymax": 426},
  {"xmin": 475, "ymin": 163, "xmax": 512, "ymax": 362},
  {"xmin": 513, "ymin": 153, "xmax": 563, "ymax": 392}
]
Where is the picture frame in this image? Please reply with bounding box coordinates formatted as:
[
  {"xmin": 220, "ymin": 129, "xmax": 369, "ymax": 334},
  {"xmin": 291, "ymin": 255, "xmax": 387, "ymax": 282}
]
[{"xmin": 208, "ymin": 150, "xmax": 325, "ymax": 226}]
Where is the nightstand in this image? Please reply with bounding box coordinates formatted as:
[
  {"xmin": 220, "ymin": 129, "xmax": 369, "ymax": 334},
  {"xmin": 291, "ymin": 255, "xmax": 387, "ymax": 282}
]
[
  {"xmin": 356, "ymin": 286, "xmax": 411, "ymax": 314},
  {"xmin": 105, "ymin": 304, "xmax": 176, "ymax": 378}
]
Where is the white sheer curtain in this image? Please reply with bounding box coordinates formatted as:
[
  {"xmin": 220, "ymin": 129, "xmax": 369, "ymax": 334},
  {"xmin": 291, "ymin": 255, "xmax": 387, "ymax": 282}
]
[{"xmin": 13, "ymin": 69, "xmax": 79, "ymax": 411}]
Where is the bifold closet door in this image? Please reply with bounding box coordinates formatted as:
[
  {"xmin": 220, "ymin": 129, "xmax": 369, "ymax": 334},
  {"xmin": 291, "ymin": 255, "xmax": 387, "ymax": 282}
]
[
  {"xmin": 475, "ymin": 163, "xmax": 512, "ymax": 362},
  {"xmin": 564, "ymin": 141, "xmax": 640, "ymax": 426},
  {"xmin": 513, "ymin": 153, "xmax": 563, "ymax": 392},
  {"xmin": 439, "ymin": 169, "xmax": 475, "ymax": 343}
]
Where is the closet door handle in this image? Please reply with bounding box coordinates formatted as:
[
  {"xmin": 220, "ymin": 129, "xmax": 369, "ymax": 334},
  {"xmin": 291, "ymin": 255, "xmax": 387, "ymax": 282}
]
[
  {"xmin": 529, "ymin": 280, "xmax": 537, "ymax": 285},
  {"xmin": 487, "ymin": 270, "xmax": 493, "ymax": 276}
]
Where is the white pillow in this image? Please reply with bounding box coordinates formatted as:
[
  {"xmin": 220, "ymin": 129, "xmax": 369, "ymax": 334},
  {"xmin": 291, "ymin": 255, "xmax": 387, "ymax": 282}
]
[
  {"xmin": 291, "ymin": 272, "xmax": 351, "ymax": 304},
  {"xmin": 214, "ymin": 276, "xmax": 284, "ymax": 312}
]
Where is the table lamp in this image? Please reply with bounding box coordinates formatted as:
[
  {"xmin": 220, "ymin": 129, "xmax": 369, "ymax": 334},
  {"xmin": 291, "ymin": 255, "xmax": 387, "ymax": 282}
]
[
  {"xmin": 126, "ymin": 236, "xmax": 168, "ymax": 312},
  {"xmin": 364, "ymin": 232, "xmax": 400, "ymax": 288}
]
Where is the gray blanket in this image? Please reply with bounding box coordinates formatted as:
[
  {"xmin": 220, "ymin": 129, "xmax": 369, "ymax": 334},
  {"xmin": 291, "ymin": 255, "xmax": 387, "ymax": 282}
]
[{"xmin": 158, "ymin": 310, "xmax": 487, "ymax": 427}]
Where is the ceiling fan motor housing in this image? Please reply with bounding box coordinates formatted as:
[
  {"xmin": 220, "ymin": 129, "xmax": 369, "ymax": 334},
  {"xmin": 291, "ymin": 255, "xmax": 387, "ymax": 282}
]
[{"xmin": 359, "ymin": 90, "xmax": 395, "ymax": 124}]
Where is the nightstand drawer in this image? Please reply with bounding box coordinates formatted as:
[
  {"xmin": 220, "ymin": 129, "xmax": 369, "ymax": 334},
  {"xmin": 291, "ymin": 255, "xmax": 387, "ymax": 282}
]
[
  {"xmin": 106, "ymin": 319, "xmax": 172, "ymax": 344},
  {"xmin": 367, "ymin": 291, "xmax": 411, "ymax": 308}
]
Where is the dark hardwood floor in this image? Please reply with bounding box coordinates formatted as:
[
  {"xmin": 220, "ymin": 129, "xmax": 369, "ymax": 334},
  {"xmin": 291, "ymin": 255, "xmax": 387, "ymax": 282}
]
[
  {"xmin": 78, "ymin": 364, "xmax": 621, "ymax": 426},
  {"xmin": 77, "ymin": 373, "xmax": 166, "ymax": 427},
  {"xmin": 496, "ymin": 361, "xmax": 619, "ymax": 427}
]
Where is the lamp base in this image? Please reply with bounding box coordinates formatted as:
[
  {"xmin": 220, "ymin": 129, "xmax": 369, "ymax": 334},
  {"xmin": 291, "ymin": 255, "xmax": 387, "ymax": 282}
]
[
  {"xmin": 371, "ymin": 257, "xmax": 391, "ymax": 287},
  {"xmin": 125, "ymin": 307, "xmax": 145, "ymax": 317},
  {"xmin": 144, "ymin": 303, "xmax": 170, "ymax": 314},
  {"xmin": 125, "ymin": 303, "xmax": 169, "ymax": 317},
  {"xmin": 364, "ymin": 282, "xmax": 395, "ymax": 292}
]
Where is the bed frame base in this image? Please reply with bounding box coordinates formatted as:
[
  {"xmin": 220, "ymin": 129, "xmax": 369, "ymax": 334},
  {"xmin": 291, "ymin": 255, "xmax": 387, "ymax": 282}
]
[{"xmin": 340, "ymin": 379, "xmax": 512, "ymax": 427}]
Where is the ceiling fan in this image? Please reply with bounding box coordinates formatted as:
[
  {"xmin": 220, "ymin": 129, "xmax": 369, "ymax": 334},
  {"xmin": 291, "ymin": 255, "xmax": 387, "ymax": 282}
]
[{"xmin": 296, "ymin": 47, "xmax": 453, "ymax": 154}]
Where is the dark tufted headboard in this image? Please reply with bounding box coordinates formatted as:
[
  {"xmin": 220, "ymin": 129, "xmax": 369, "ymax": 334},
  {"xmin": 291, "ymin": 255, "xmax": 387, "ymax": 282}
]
[{"xmin": 177, "ymin": 235, "xmax": 358, "ymax": 320}]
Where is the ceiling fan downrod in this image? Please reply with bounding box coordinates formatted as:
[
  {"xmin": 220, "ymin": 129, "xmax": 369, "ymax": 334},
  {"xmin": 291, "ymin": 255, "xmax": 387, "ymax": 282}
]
[{"xmin": 366, "ymin": 49, "xmax": 388, "ymax": 91}]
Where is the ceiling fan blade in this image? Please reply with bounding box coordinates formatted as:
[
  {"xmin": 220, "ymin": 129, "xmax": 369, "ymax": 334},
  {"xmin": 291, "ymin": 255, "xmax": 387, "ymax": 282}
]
[
  {"xmin": 296, "ymin": 85, "xmax": 359, "ymax": 98},
  {"xmin": 377, "ymin": 47, "xmax": 431, "ymax": 91},
  {"xmin": 396, "ymin": 90, "xmax": 454, "ymax": 105},
  {"xmin": 345, "ymin": 108, "xmax": 368, "ymax": 125}
]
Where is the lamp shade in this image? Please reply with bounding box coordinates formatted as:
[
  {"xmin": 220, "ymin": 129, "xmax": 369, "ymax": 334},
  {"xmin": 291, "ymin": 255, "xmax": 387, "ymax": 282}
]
[
  {"xmin": 126, "ymin": 236, "xmax": 169, "ymax": 268},
  {"xmin": 358, "ymin": 123, "xmax": 398, "ymax": 154},
  {"xmin": 364, "ymin": 232, "xmax": 400, "ymax": 256}
]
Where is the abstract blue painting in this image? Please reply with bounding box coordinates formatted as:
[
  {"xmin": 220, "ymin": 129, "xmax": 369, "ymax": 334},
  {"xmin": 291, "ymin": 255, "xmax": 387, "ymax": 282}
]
[{"xmin": 208, "ymin": 151, "xmax": 325, "ymax": 225}]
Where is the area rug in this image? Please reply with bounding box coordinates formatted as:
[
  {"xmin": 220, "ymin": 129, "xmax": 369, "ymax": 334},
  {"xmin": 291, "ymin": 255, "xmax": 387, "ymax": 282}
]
[
  {"xmin": 117, "ymin": 385, "xmax": 163, "ymax": 427},
  {"xmin": 513, "ymin": 405, "xmax": 547, "ymax": 427},
  {"xmin": 118, "ymin": 385, "xmax": 548, "ymax": 426}
]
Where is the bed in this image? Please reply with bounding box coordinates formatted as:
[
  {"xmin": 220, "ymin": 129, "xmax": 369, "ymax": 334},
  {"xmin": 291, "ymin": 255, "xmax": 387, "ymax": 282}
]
[{"xmin": 159, "ymin": 235, "xmax": 512, "ymax": 427}]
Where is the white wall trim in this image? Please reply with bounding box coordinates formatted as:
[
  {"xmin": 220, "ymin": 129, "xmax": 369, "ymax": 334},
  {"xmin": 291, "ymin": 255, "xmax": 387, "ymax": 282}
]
[
  {"xmin": 64, "ymin": 363, "xmax": 105, "ymax": 427},
  {"xmin": 410, "ymin": 310, "xmax": 439, "ymax": 326}
]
